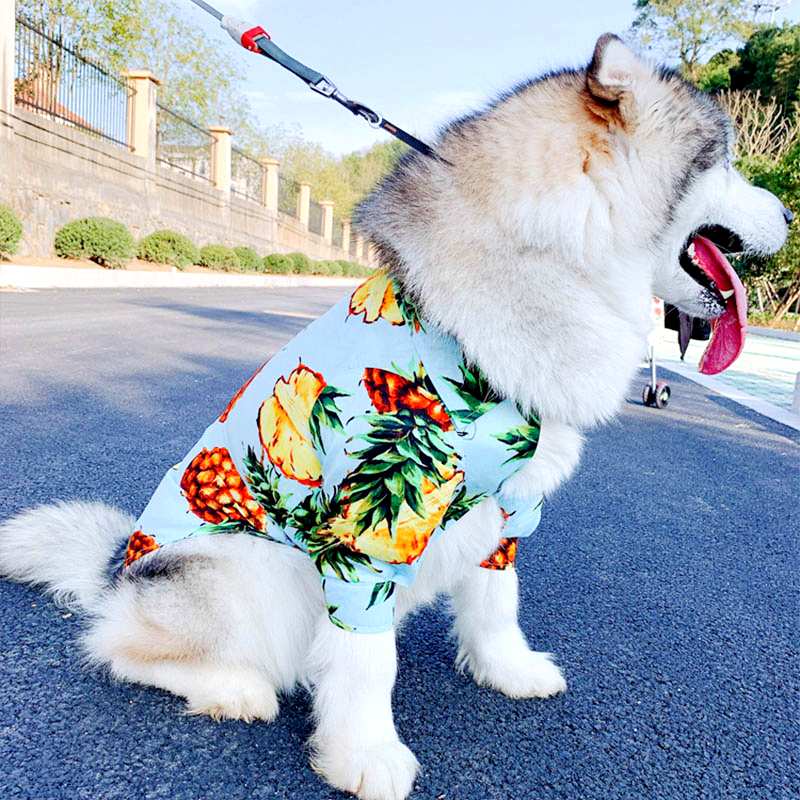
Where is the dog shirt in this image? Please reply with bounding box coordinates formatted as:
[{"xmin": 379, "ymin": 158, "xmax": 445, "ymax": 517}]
[{"xmin": 124, "ymin": 270, "xmax": 544, "ymax": 633}]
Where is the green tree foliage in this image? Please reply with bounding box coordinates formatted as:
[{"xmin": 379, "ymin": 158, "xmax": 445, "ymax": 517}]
[
  {"xmin": 730, "ymin": 25, "xmax": 800, "ymax": 113},
  {"xmin": 631, "ymin": 0, "xmax": 758, "ymax": 81},
  {"xmin": 0, "ymin": 205, "xmax": 23, "ymax": 257},
  {"xmin": 695, "ymin": 49, "xmax": 741, "ymax": 91}
]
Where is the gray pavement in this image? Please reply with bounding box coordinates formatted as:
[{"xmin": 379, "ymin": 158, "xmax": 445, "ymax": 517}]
[{"xmin": 1, "ymin": 288, "xmax": 798, "ymax": 800}]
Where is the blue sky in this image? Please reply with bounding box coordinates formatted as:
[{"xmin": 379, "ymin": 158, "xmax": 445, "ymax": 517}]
[{"xmin": 190, "ymin": 0, "xmax": 800, "ymax": 155}]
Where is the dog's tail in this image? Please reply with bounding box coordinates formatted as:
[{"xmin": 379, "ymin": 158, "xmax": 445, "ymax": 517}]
[{"xmin": 0, "ymin": 501, "xmax": 132, "ymax": 611}]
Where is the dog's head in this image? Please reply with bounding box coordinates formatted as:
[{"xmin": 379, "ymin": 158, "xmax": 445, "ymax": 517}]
[{"xmin": 584, "ymin": 34, "xmax": 791, "ymax": 321}]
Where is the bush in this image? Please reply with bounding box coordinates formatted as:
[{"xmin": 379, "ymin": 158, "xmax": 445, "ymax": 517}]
[
  {"xmin": 138, "ymin": 229, "xmax": 199, "ymax": 269},
  {"xmin": 198, "ymin": 244, "xmax": 240, "ymax": 271},
  {"xmin": 286, "ymin": 251, "xmax": 312, "ymax": 274},
  {"xmin": 233, "ymin": 245, "xmax": 261, "ymax": 271},
  {"xmin": 0, "ymin": 204, "xmax": 23, "ymax": 257},
  {"xmin": 54, "ymin": 217, "xmax": 134, "ymax": 268},
  {"xmin": 262, "ymin": 253, "xmax": 294, "ymax": 274}
]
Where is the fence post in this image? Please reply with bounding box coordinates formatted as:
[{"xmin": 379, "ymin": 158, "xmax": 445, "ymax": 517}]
[
  {"xmin": 341, "ymin": 219, "xmax": 352, "ymax": 254},
  {"xmin": 260, "ymin": 157, "xmax": 279, "ymax": 212},
  {"xmin": 209, "ymin": 126, "xmax": 232, "ymax": 195},
  {"xmin": 320, "ymin": 200, "xmax": 334, "ymax": 244},
  {"xmin": 0, "ymin": 1, "xmax": 13, "ymax": 122},
  {"xmin": 298, "ymin": 183, "xmax": 311, "ymax": 230},
  {"xmin": 355, "ymin": 234, "xmax": 365, "ymax": 262},
  {"xmin": 121, "ymin": 71, "xmax": 160, "ymax": 164}
]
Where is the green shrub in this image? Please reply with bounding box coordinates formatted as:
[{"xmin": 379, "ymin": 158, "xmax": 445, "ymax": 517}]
[
  {"xmin": 138, "ymin": 229, "xmax": 199, "ymax": 269},
  {"xmin": 198, "ymin": 244, "xmax": 240, "ymax": 271},
  {"xmin": 262, "ymin": 253, "xmax": 294, "ymax": 274},
  {"xmin": 0, "ymin": 204, "xmax": 23, "ymax": 257},
  {"xmin": 233, "ymin": 245, "xmax": 261, "ymax": 271},
  {"xmin": 54, "ymin": 217, "xmax": 134, "ymax": 268},
  {"xmin": 286, "ymin": 251, "xmax": 312, "ymax": 273}
]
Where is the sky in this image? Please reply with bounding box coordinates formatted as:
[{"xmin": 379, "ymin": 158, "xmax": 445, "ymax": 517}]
[{"xmin": 188, "ymin": 0, "xmax": 800, "ymax": 155}]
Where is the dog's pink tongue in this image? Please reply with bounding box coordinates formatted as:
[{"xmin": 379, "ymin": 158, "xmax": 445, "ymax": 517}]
[{"xmin": 693, "ymin": 235, "xmax": 748, "ymax": 375}]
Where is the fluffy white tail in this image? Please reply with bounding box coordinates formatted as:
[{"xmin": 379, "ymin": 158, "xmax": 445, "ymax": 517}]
[{"xmin": 0, "ymin": 500, "xmax": 133, "ymax": 610}]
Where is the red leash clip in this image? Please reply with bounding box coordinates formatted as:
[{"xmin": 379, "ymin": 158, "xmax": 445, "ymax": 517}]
[{"xmin": 240, "ymin": 25, "xmax": 270, "ymax": 52}]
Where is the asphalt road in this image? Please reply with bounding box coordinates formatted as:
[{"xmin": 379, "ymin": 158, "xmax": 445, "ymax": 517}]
[{"xmin": 1, "ymin": 288, "xmax": 798, "ymax": 800}]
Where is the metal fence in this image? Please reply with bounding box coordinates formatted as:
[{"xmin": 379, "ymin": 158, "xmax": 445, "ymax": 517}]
[
  {"xmin": 156, "ymin": 104, "xmax": 213, "ymax": 182},
  {"xmin": 332, "ymin": 218, "xmax": 344, "ymax": 248},
  {"xmin": 350, "ymin": 235, "xmax": 358, "ymax": 258},
  {"xmin": 278, "ymin": 175, "xmax": 299, "ymax": 217},
  {"xmin": 231, "ymin": 147, "xmax": 265, "ymax": 203},
  {"xmin": 14, "ymin": 16, "xmax": 133, "ymax": 149},
  {"xmin": 308, "ymin": 199, "xmax": 323, "ymax": 236}
]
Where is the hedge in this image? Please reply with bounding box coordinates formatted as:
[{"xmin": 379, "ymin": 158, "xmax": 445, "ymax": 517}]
[
  {"xmin": 262, "ymin": 253, "xmax": 294, "ymax": 274},
  {"xmin": 198, "ymin": 244, "xmax": 240, "ymax": 271},
  {"xmin": 260, "ymin": 253, "xmax": 371, "ymax": 277},
  {"xmin": 0, "ymin": 204, "xmax": 22, "ymax": 257},
  {"xmin": 54, "ymin": 217, "xmax": 135, "ymax": 268},
  {"xmin": 138, "ymin": 229, "xmax": 199, "ymax": 269},
  {"xmin": 233, "ymin": 246, "xmax": 262, "ymax": 271},
  {"xmin": 286, "ymin": 251, "xmax": 312, "ymax": 274}
]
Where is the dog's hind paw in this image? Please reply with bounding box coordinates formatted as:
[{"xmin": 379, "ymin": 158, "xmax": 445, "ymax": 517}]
[
  {"xmin": 464, "ymin": 648, "xmax": 567, "ymax": 699},
  {"xmin": 184, "ymin": 675, "xmax": 280, "ymax": 723},
  {"xmin": 312, "ymin": 739, "xmax": 419, "ymax": 800}
]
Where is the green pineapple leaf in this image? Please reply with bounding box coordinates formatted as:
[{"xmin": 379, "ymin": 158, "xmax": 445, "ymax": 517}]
[
  {"xmin": 367, "ymin": 580, "xmax": 396, "ymax": 610},
  {"xmin": 444, "ymin": 363, "xmax": 501, "ymax": 422},
  {"xmin": 243, "ymin": 446, "xmax": 292, "ymax": 527},
  {"xmin": 441, "ymin": 484, "xmax": 487, "ymax": 527},
  {"xmin": 495, "ymin": 423, "xmax": 541, "ymax": 464},
  {"xmin": 309, "ymin": 385, "xmax": 349, "ymax": 453}
]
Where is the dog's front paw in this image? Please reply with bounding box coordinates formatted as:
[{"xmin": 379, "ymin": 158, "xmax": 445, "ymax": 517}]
[
  {"xmin": 312, "ymin": 739, "xmax": 419, "ymax": 800},
  {"xmin": 462, "ymin": 647, "xmax": 567, "ymax": 699}
]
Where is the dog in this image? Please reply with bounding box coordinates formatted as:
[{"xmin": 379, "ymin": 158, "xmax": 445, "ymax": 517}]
[{"xmin": 0, "ymin": 34, "xmax": 790, "ymax": 800}]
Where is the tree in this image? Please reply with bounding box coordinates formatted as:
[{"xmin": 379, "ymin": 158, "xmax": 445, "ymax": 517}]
[{"xmin": 631, "ymin": 0, "xmax": 762, "ymax": 81}]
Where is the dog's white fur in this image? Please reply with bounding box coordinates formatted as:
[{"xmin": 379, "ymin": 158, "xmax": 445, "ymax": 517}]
[{"xmin": 0, "ymin": 36, "xmax": 789, "ymax": 800}]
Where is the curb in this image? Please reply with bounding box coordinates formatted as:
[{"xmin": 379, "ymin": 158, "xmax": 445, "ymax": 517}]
[
  {"xmin": 0, "ymin": 264, "xmax": 361, "ymax": 290},
  {"xmin": 749, "ymin": 325, "xmax": 800, "ymax": 342}
]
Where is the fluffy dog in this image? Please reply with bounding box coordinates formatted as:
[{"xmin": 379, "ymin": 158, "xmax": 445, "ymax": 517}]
[{"xmin": 0, "ymin": 34, "xmax": 790, "ymax": 800}]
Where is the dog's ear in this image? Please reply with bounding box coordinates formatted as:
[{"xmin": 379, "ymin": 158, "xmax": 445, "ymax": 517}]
[{"xmin": 586, "ymin": 33, "xmax": 643, "ymax": 102}]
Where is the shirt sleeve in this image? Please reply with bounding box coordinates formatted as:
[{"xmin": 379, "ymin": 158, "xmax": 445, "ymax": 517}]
[
  {"xmin": 321, "ymin": 575, "xmax": 398, "ymax": 633},
  {"xmin": 493, "ymin": 489, "xmax": 544, "ymax": 540}
]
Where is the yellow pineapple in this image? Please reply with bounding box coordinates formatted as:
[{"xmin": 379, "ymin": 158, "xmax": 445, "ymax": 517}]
[
  {"xmin": 181, "ymin": 447, "xmax": 266, "ymax": 529},
  {"xmin": 258, "ymin": 364, "xmax": 327, "ymax": 487},
  {"xmin": 123, "ymin": 530, "xmax": 159, "ymax": 567},
  {"xmin": 320, "ymin": 468, "xmax": 464, "ymax": 564},
  {"xmin": 349, "ymin": 270, "xmax": 404, "ymax": 325}
]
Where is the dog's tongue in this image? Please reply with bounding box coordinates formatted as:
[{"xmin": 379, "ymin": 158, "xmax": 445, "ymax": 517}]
[{"xmin": 693, "ymin": 235, "xmax": 747, "ymax": 375}]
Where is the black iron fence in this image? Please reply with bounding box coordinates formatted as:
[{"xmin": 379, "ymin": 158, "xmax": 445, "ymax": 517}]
[
  {"xmin": 14, "ymin": 16, "xmax": 133, "ymax": 149},
  {"xmin": 278, "ymin": 175, "xmax": 299, "ymax": 217},
  {"xmin": 308, "ymin": 199, "xmax": 324, "ymax": 236},
  {"xmin": 155, "ymin": 104, "xmax": 213, "ymax": 182},
  {"xmin": 231, "ymin": 147, "xmax": 265, "ymax": 203},
  {"xmin": 332, "ymin": 218, "xmax": 344, "ymax": 248}
]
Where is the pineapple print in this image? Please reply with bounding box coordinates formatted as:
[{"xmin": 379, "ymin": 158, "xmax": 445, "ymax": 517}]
[
  {"xmin": 311, "ymin": 363, "xmax": 465, "ymax": 566},
  {"xmin": 181, "ymin": 447, "xmax": 267, "ymax": 530},
  {"xmin": 257, "ymin": 363, "xmax": 347, "ymax": 487},
  {"xmin": 444, "ymin": 362, "xmax": 501, "ymax": 425},
  {"xmin": 349, "ymin": 270, "xmax": 423, "ymax": 330},
  {"xmin": 124, "ymin": 529, "xmax": 159, "ymax": 567},
  {"xmin": 496, "ymin": 419, "xmax": 541, "ymax": 463},
  {"xmin": 480, "ymin": 537, "xmax": 518, "ymax": 570}
]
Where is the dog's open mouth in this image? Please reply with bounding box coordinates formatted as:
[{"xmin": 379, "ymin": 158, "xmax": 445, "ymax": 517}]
[{"xmin": 680, "ymin": 226, "xmax": 748, "ymax": 375}]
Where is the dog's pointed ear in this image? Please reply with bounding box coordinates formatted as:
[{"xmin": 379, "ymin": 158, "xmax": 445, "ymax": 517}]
[{"xmin": 586, "ymin": 33, "xmax": 642, "ymax": 102}]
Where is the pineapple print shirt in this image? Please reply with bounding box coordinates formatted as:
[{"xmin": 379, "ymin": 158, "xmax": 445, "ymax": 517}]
[{"xmin": 127, "ymin": 270, "xmax": 544, "ymax": 633}]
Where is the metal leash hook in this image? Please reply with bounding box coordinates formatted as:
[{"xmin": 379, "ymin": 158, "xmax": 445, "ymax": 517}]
[{"xmin": 186, "ymin": 0, "xmax": 447, "ymax": 163}]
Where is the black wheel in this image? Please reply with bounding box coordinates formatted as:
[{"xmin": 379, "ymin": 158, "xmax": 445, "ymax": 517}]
[
  {"xmin": 654, "ymin": 382, "xmax": 671, "ymax": 409},
  {"xmin": 642, "ymin": 384, "xmax": 654, "ymax": 406}
]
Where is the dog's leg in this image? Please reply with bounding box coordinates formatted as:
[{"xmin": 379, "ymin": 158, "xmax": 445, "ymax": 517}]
[
  {"xmin": 307, "ymin": 620, "xmax": 418, "ymax": 800},
  {"xmin": 451, "ymin": 566, "xmax": 566, "ymax": 699}
]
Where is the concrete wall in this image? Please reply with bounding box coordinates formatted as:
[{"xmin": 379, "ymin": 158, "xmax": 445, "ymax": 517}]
[{"xmin": 0, "ymin": 11, "xmax": 371, "ymax": 262}]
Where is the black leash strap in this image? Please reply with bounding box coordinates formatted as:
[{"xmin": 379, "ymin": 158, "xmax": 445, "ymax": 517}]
[{"xmin": 187, "ymin": 0, "xmax": 447, "ymax": 163}]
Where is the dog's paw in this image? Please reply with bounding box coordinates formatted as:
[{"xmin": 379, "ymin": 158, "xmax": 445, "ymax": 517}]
[
  {"xmin": 463, "ymin": 648, "xmax": 567, "ymax": 699},
  {"xmin": 185, "ymin": 677, "xmax": 280, "ymax": 723},
  {"xmin": 312, "ymin": 739, "xmax": 419, "ymax": 800}
]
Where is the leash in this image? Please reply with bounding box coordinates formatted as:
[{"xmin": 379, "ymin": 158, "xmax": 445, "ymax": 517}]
[{"xmin": 187, "ymin": 0, "xmax": 448, "ymax": 163}]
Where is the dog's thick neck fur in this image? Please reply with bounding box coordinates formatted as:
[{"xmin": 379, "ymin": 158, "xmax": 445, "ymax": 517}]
[{"xmin": 354, "ymin": 42, "xmax": 735, "ymax": 430}]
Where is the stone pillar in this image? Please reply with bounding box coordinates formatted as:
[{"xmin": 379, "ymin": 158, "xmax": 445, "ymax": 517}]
[
  {"xmin": 121, "ymin": 70, "xmax": 160, "ymax": 164},
  {"xmin": 355, "ymin": 235, "xmax": 365, "ymax": 262},
  {"xmin": 341, "ymin": 219, "xmax": 352, "ymax": 255},
  {"xmin": 208, "ymin": 125, "xmax": 232, "ymax": 195},
  {"xmin": 0, "ymin": 0, "xmax": 14, "ymax": 120},
  {"xmin": 260, "ymin": 157, "xmax": 279, "ymax": 212},
  {"xmin": 297, "ymin": 182, "xmax": 311, "ymax": 230},
  {"xmin": 320, "ymin": 200, "xmax": 334, "ymax": 244}
]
